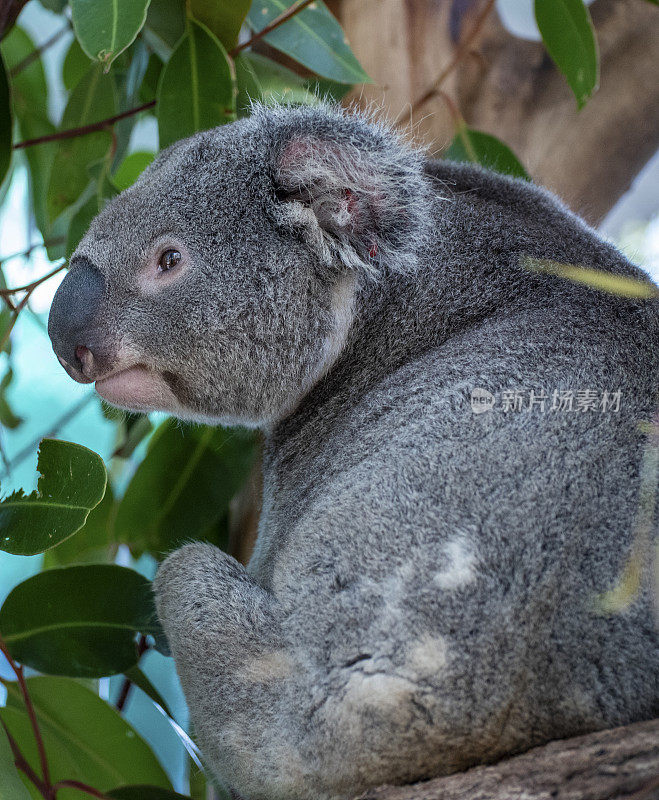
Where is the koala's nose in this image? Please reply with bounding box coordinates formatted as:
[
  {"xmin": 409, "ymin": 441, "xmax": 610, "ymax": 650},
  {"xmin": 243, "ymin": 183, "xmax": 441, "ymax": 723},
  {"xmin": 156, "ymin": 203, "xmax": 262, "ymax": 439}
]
[{"xmin": 48, "ymin": 257, "xmax": 106, "ymax": 381}]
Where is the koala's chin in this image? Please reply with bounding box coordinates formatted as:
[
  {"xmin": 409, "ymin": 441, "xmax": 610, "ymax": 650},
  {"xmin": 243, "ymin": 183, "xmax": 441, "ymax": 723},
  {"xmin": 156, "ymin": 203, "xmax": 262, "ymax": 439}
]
[{"xmin": 94, "ymin": 365, "xmax": 181, "ymax": 415}]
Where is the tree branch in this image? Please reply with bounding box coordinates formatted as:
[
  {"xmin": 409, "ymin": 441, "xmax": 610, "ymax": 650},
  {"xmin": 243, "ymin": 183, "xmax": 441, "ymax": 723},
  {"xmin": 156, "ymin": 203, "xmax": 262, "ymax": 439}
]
[
  {"xmin": 13, "ymin": 101, "xmax": 156, "ymax": 150},
  {"xmin": 231, "ymin": 0, "xmax": 317, "ymax": 56},
  {"xmin": 354, "ymin": 718, "xmax": 659, "ymax": 800},
  {"xmin": 9, "ymin": 23, "xmax": 70, "ymax": 78},
  {"xmin": 397, "ymin": 0, "xmax": 496, "ymax": 124}
]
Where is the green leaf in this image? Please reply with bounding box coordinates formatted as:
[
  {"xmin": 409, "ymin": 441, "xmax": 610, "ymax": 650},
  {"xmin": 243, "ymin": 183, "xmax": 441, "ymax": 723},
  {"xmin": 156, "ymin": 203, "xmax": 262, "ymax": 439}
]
[
  {"xmin": 522, "ymin": 256, "xmax": 659, "ymax": 299},
  {"xmin": 246, "ymin": 0, "xmax": 369, "ymax": 84},
  {"xmin": 47, "ymin": 64, "xmax": 117, "ymax": 223},
  {"xmin": 112, "ymin": 413, "xmax": 153, "ymax": 459},
  {"xmin": 143, "ymin": 0, "xmax": 186, "ymax": 62},
  {"xmin": 42, "ymin": 483, "xmax": 116, "ymax": 567},
  {"xmin": 139, "ymin": 53, "xmax": 163, "ymax": 103},
  {"xmin": 71, "ymin": 0, "xmax": 152, "ymax": 70},
  {"xmin": 62, "ymin": 37, "xmax": 92, "ymax": 91},
  {"xmin": 534, "ymin": 0, "xmax": 599, "ymax": 109},
  {"xmin": 157, "ymin": 19, "xmax": 235, "ymax": 149},
  {"xmin": 0, "ymin": 726, "xmax": 32, "ymax": 800},
  {"xmin": 445, "ymin": 127, "xmax": 529, "ymax": 180},
  {"xmin": 109, "ymin": 787, "xmax": 192, "ymax": 800},
  {"xmin": 37, "ymin": 0, "xmax": 67, "ymax": 10},
  {"xmin": 0, "ymin": 53, "xmax": 12, "ymax": 189},
  {"xmin": 1, "ymin": 27, "xmax": 55, "ymax": 238},
  {"xmin": 1, "ymin": 677, "xmax": 172, "ymax": 797},
  {"xmin": 235, "ymin": 52, "xmax": 317, "ymax": 115},
  {"xmin": 115, "ymin": 421, "xmax": 257, "ymax": 557},
  {"xmin": 0, "ymin": 564, "xmax": 163, "ymax": 677},
  {"xmin": 0, "ymin": 367, "xmax": 22, "ymax": 429},
  {"xmin": 0, "ymin": 438, "xmax": 107, "ymax": 556},
  {"xmin": 112, "ymin": 151, "xmax": 155, "ymax": 191},
  {"xmin": 122, "ymin": 665, "xmax": 173, "ymax": 718},
  {"xmin": 188, "ymin": 0, "xmax": 250, "ymax": 50}
]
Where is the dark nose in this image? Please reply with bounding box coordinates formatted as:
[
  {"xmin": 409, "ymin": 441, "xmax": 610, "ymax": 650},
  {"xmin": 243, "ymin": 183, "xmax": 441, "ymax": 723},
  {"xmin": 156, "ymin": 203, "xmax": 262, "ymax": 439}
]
[{"xmin": 48, "ymin": 257, "xmax": 106, "ymax": 377}]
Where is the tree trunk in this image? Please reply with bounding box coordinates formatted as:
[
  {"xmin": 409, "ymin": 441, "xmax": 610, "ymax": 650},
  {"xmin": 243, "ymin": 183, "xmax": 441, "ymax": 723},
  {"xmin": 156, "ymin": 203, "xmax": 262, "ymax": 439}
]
[
  {"xmin": 331, "ymin": 0, "xmax": 659, "ymax": 225},
  {"xmin": 354, "ymin": 718, "xmax": 659, "ymax": 800}
]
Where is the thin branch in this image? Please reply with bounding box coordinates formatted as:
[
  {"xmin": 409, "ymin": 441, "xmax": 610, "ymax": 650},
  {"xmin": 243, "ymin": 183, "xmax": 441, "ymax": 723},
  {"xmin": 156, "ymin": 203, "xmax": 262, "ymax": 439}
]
[
  {"xmin": 396, "ymin": 0, "xmax": 496, "ymax": 124},
  {"xmin": 0, "ymin": 634, "xmax": 51, "ymax": 790},
  {"xmin": 0, "ymin": 238, "xmax": 65, "ymax": 270},
  {"xmin": 1, "ymin": 718, "xmax": 51, "ymax": 798},
  {"xmin": 115, "ymin": 635, "xmax": 150, "ymax": 713},
  {"xmin": 231, "ymin": 0, "xmax": 316, "ymax": 56},
  {"xmin": 51, "ymin": 780, "xmax": 111, "ymax": 799},
  {"xmin": 10, "ymin": 23, "xmax": 70, "ymax": 78},
  {"xmin": 13, "ymin": 101, "xmax": 156, "ymax": 150},
  {"xmin": 0, "ymin": 260, "xmax": 66, "ymax": 297}
]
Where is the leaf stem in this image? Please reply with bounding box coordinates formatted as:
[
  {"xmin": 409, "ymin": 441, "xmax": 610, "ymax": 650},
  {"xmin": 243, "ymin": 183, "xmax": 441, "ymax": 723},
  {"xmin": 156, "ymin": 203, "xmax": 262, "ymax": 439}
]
[{"xmin": 0, "ymin": 633, "xmax": 52, "ymax": 791}]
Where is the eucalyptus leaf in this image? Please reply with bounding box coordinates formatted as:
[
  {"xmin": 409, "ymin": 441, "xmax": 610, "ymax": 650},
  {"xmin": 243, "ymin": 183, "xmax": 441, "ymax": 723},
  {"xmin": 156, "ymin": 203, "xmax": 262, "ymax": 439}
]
[
  {"xmin": 235, "ymin": 52, "xmax": 317, "ymax": 115},
  {"xmin": 534, "ymin": 0, "xmax": 599, "ymax": 109},
  {"xmin": 62, "ymin": 37, "xmax": 92, "ymax": 91},
  {"xmin": 188, "ymin": 0, "xmax": 251, "ymax": 50},
  {"xmin": 522, "ymin": 256, "xmax": 659, "ymax": 299},
  {"xmin": 47, "ymin": 64, "xmax": 117, "ymax": 223},
  {"xmin": 122, "ymin": 665, "xmax": 173, "ymax": 718},
  {"xmin": 1, "ymin": 677, "xmax": 172, "ymax": 797},
  {"xmin": 115, "ymin": 421, "xmax": 257, "ymax": 557},
  {"xmin": 247, "ymin": 0, "xmax": 369, "ymax": 84},
  {"xmin": 0, "ymin": 438, "xmax": 107, "ymax": 556},
  {"xmin": 42, "ymin": 483, "xmax": 115, "ymax": 567},
  {"xmin": 445, "ymin": 127, "xmax": 529, "ymax": 180},
  {"xmin": 0, "ymin": 53, "xmax": 12, "ymax": 189},
  {"xmin": 0, "ymin": 726, "xmax": 32, "ymax": 800},
  {"xmin": 157, "ymin": 19, "xmax": 235, "ymax": 148},
  {"xmin": 143, "ymin": 0, "xmax": 186, "ymax": 62},
  {"xmin": 0, "ymin": 368, "xmax": 22, "ymax": 429},
  {"xmin": 71, "ymin": 0, "xmax": 152, "ymax": 69},
  {"xmin": 0, "ymin": 564, "xmax": 162, "ymax": 677},
  {"xmin": 113, "ymin": 151, "xmax": 155, "ymax": 191}
]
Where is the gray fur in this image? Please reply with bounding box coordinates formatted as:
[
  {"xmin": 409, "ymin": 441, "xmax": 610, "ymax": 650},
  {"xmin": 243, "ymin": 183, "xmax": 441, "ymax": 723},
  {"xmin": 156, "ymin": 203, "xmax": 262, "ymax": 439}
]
[{"xmin": 50, "ymin": 104, "xmax": 659, "ymax": 799}]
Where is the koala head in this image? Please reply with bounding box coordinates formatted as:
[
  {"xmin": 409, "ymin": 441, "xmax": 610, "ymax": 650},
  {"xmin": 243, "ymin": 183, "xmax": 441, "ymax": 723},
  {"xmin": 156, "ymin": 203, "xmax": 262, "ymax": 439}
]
[{"xmin": 48, "ymin": 104, "xmax": 431, "ymax": 427}]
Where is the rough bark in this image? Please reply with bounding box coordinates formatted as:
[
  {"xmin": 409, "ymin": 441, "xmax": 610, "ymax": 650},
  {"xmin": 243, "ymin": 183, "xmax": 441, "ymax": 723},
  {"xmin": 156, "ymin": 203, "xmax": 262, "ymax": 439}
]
[
  {"xmin": 333, "ymin": 0, "xmax": 659, "ymax": 224},
  {"xmin": 354, "ymin": 718, "xmax": 659, "ymax": 800}
]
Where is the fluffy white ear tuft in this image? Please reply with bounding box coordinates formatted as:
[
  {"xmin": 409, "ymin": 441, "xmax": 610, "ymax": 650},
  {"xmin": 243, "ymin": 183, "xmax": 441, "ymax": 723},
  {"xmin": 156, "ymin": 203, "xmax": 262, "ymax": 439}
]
[{"xmin": 273, "ymin": 124, "xmax": 432, "ymax": 277}]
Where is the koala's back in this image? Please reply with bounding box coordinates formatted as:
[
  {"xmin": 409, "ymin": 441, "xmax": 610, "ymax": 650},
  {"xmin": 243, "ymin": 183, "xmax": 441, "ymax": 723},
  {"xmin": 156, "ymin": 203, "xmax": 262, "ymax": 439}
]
[{"xmin": 248, "ymin": 160, "xmax": 658, "ymax": 786}]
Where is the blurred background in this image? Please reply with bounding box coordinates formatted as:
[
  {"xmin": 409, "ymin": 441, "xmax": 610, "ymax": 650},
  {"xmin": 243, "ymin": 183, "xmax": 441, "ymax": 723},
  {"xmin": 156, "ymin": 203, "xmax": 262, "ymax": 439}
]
[{"xmin": 0, "ymin": 0, "xmax": 657, "ymax": 796}]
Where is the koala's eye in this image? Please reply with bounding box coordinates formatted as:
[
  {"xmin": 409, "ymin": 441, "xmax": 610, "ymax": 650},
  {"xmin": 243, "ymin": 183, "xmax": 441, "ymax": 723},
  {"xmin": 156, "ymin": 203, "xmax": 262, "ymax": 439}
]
[{"xmin": 158, "ymin": 249, "xmax": 182, "ymax": 273}]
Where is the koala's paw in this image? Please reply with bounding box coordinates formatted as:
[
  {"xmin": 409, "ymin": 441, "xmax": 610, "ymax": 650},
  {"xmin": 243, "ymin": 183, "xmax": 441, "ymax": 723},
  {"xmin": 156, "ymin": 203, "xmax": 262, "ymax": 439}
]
[{"xmin": 153, "ymin": 542, "xmax": 274, "ymax": 663}]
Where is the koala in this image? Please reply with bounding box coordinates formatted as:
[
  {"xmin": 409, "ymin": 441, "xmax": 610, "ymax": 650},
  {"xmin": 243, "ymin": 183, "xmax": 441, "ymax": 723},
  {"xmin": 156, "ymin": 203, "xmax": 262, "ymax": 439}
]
[{"xmin": 48, "ymin": 104, "xmax": 659, "ymax": 800}]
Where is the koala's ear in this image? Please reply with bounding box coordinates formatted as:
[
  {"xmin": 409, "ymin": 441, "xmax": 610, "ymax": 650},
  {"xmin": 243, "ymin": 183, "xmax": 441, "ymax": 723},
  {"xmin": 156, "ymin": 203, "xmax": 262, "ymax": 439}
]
[{"xmin": 273, "ymin": 132, "xmax": 431, "ymax": 276}]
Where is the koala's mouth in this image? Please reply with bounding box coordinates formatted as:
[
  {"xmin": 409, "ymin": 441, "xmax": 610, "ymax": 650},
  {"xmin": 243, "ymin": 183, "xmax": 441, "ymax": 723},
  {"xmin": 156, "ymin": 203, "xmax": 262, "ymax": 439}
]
[{"xmin": 95, "ymin": 366, "xmax": 179, "ymax": 412}]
